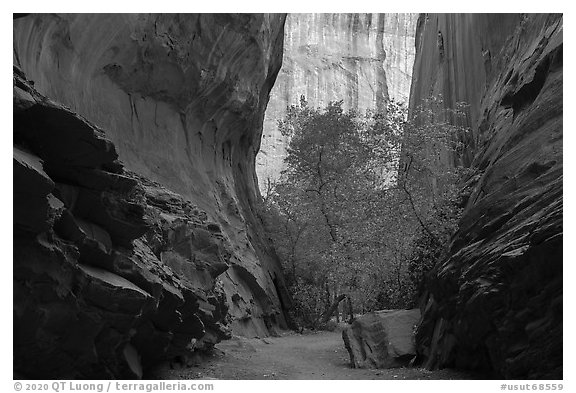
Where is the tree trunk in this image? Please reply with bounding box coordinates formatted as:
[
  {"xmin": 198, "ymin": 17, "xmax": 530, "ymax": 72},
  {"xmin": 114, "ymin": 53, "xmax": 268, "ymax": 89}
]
[
  {"xmin": 320, "ymin": 294, "xmax": 347, "ymax": 324},
  {"xmin": 324, "ymin": 282, "xmax": 331, "ymax": 311},
  {"xmin": 347, "ymin": 296, "xmax": 355, "ymax": 323}
]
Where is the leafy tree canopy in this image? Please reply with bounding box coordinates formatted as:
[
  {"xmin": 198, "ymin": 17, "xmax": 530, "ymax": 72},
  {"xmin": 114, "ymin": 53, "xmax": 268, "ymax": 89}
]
[{"xmin": 259, "ymin": 96, "xmax": 471, "ymax": 329}]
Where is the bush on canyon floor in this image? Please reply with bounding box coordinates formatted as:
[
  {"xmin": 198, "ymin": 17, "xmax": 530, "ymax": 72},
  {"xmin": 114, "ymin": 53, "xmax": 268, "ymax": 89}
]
[{"xmin": 260, "ymin": 96, "xmax": 470, "ymax": 329}]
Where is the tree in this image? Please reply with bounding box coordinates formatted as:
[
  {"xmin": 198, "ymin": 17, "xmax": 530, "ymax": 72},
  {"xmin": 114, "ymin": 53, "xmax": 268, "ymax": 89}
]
[{"xmin": 260, "ymin": 96, "xmax": 471, "ymax": 329}]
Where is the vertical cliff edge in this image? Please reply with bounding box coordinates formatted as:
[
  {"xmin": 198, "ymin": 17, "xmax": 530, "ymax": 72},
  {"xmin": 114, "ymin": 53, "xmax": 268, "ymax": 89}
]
[
  {"xmin": 256, "ymin": 13, "xmax": 418, "ymax": 187},
  {"xmin": 410, "ymin": 14, "xmax": 562, "ymax": 379},
  {"xmin": 13, "ymin": 14, "xmax": 290, "ymax": 378}
]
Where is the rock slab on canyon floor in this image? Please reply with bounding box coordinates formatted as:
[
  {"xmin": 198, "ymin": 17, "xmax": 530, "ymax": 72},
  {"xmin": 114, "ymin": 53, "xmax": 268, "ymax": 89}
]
[{"xmin": 342, "ymin": 309, "xmax": 421, "ymax": 369}]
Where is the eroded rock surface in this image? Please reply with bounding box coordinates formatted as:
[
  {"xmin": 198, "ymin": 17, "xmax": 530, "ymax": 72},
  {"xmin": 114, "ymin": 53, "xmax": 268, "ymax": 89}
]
[
  {"xmin": 256, "ymin": 13, "xmax": 418, "ymax": 187},
  {"xmin": 14, "ymin": 69, "xmax": 231, "ymax": 378},
  {"xmin": 410, "ymin": 14, "xmax": 563, "ymax": 379},
  {"xmin": 342, "ymin": 309, "xmax": 421, "ymax": 369},
  {"xmin": 13, "ymin": 14, "xmax": 290, "ymax": 378},
  {"xmin": 14, "ymin": 13, "xmax": 291, "ymax": 340}
]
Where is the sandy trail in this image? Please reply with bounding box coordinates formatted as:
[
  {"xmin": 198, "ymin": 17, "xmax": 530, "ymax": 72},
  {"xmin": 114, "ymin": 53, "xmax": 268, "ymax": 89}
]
[{"xmin": 153, "ymin": 329, "xmax": 479, "ymax": 380}]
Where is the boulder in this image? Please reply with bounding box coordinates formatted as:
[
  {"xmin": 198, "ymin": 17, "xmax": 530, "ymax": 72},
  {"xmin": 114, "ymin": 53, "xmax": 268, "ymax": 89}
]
[{"xmin": 342, "ymin": 309, "xmax": 421, "ymax": 368}]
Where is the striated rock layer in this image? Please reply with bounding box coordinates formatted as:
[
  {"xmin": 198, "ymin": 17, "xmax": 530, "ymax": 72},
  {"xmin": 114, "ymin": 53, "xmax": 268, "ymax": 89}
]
[
  {"xmin": 256, "ymin": 13, "xmax": 418, "ymax": 188},
  {"xmin": 409, "ymin": 14, "xmax": 563, "ymax": 379},
  {"xmin": 13, "ymin": 14, "xmax": 291, "ymax": 378},
  {"xmin": 14, "ymin": 68, "xmax": 231, "ymax": 378}
]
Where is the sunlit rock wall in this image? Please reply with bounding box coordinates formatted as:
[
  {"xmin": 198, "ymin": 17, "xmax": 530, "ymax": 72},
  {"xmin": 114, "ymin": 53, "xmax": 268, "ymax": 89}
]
[{"xmin": 256, "ymin": 13, "xmax": 418, "ymax": 188}]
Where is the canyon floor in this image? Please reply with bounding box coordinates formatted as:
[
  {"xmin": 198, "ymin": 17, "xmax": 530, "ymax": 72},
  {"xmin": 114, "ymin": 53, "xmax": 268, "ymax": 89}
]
[{"xmin": 152, "ymin": 327, "xmax": 483, "ymax": 380}]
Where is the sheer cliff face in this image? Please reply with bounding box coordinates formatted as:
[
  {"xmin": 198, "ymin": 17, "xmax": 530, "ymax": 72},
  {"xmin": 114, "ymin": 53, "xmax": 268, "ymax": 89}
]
[
  {"xmin": 410, "ymin": 14, "xmax": 563, "ymax": 379},
  {"xmin": 256, "ymin": 13, "xmax": 418, "ymax": 187},
  {"xmin": 13, "ymin": 14, "xmax": 289, "ymax": 377},
  {"xmin": 408, "ymin": 13, "xmax": 522, "ymax": 167}
]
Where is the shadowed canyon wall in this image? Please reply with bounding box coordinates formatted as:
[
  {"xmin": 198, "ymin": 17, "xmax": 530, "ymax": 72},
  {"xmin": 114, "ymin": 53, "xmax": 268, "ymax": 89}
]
[
  {"xmin": 256, "ymin": 13, "xmax": 418, "ymax": 188},
  {"xmin": 409, "ymin": 13, "xmax": 563, "ymax": 379},
  {"xmin": 13, "ymin": 13, "xmax": 290, "ymax": 378}
]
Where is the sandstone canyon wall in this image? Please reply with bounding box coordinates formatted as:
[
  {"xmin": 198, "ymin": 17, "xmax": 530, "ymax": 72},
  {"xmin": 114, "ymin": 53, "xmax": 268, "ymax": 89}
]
[
  {"xmin": 13, "ymin": 14, "xmax": 290, "ymax": 378},
  {"xmin": 409, "ymin": 14, "xmax": 563, "ymax": 379},
  {"xmin": 256, "ymin": 13, "xmax": 418, "ymax": 188}
]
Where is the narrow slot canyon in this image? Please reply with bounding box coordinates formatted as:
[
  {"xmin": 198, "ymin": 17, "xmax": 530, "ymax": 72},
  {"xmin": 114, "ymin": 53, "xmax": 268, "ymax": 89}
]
[{"xmin": 13, "ymin": 13, "xmax": 562, "ymax": 381}]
